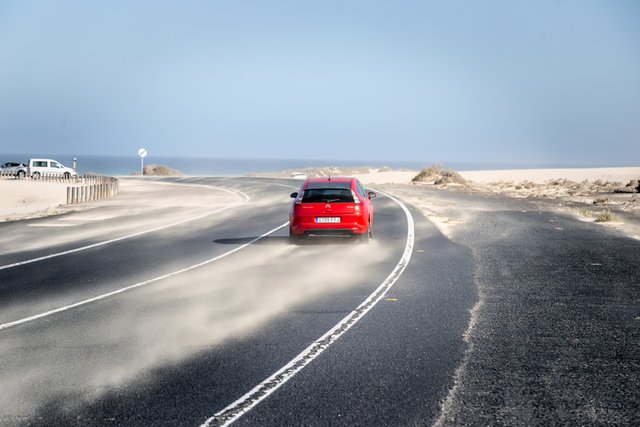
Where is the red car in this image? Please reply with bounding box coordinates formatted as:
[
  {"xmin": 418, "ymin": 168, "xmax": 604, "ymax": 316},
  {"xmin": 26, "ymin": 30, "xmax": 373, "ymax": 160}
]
[{"xmin": 289, "ymin": 177, "xmax": 376, "ymax": 242}]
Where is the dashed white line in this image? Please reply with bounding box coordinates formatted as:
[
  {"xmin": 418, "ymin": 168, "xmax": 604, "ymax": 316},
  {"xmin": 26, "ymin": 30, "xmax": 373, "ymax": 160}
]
[
  {"xmin": 57, "ymin": 215, "xmax": 120, "ymax": 221},
  {"xmin": 201, "ymin": 189, "xmax": 415, "ymax": 427},
  {"xmin": 0, "ymin": 222, "xmax": 289, "ymax": 332},
  {"xmin": 0, "ymin": 182, "xmax": 249, "ymax": 271},
  {"xmin": 27, "ymin": 223, "xmax": 77, "ymax": 227}
]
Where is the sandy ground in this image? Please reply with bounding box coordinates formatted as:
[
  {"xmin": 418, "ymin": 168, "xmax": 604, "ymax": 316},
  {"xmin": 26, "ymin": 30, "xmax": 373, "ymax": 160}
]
[
  {"xmin": 3, "ymin": 167, "xmax": 640, "ymax": 231},
  {"xmin": 458, "ymin": 167, "xmax": 640, "ymax": 184},
  {"xmin": 0, "ymin": 178, "xmax": 71, "ymax": 221},
  {"xmin": 349, "ymin": 166, "xmax": 639, "ymax": 243},
  {"xmin": 249, "ymin": 166, "xmax": 419, "ymax": 185},
  {"xmin": 254, "ymin": 165, "xmax": 640, "ymax": 187},
  {"xmin": 377, "ymin": 166, "xmax": 640, "ymax": 244}
]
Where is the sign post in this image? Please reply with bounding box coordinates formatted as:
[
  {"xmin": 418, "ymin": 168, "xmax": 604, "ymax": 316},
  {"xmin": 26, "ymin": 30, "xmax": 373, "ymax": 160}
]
[{"xmin": 137, "ymin": 148, "xmax": 148, "ymax": 175}]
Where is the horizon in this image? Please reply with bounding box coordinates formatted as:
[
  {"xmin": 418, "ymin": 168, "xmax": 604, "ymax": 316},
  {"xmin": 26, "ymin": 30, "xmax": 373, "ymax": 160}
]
[{"xmin": 2, "ymin": 152, "xmax": 638, "ymax": 174}]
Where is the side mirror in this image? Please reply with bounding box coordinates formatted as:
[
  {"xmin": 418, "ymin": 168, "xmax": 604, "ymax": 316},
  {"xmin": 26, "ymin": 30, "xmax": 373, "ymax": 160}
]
[
  {"xmin": 290, "ymin": 192, "xmax": 298, "ymax": 198},
  {"xmin": 368, "ymin": 191, "xmax": 377, "ymax": 199}
]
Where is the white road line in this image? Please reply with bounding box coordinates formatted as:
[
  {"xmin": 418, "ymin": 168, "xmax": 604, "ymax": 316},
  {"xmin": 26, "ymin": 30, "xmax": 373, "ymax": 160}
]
[
  {"xmin": 30, "ymin": 215, "xmax": 119, "ymax": 227},
  {"xmin": 27, "ymin": 223, "xmax": 77, "ymax": 227},
  {"xmin": 0, "ymin": 183, "xmax": 249, "ymax": 271},
  {"xmin": 201, "ymin": 189, "xmax": 414, "ymax": 427},
  {"xmin": 57, "ymin": 215, "xmax": 119, "ymax": 221},
  {"xmin": 0, "ymin": 222, "xmax": 289, "ymax": 332}
]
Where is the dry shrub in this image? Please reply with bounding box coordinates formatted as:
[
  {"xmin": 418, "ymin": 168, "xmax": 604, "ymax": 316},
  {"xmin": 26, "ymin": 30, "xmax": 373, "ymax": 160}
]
[
  {"xmin": 412, "ymin": 164, "xmax": 466, "ymax": 185},
  {"xmin": 614, "ymin": 179, "xmax": 640, "ymax": 194},
  {"xmin": 595, "ymin": 209, "xmax": 618, "ymax": 222},
  {"xmin": 412, "ymin": 164, "xmax": 444, "ymax": 182},
  {"xmin": 581, "ymin": 209, "xmax": 593, "ymax": 218},
  {"xmin": 143, "ymin": 164, "xmax": 183, "ymax": 176}
]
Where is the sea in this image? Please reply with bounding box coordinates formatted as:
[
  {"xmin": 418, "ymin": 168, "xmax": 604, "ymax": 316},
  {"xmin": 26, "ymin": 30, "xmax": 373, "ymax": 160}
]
[{"xmin": 0, "ymin": 153, "xmax": 610, "ymax": 177}]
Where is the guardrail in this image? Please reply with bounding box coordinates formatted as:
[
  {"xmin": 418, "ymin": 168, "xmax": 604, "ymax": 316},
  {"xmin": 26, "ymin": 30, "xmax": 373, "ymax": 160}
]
[
  {"xmin": 0, "ymin": 171, "xmax": 25, "ymax": 178},
  {"xmin": 0, "ymin": 172, "xmax": 77, "ymax": 181},
  {"xmin": 37, "ymin": 173, "xmax": 77, "ymax": 182},
  {"xmin": 1, "ymin": 172, "xmax": 120, "ymax": 203},
  {"xmin": 66, "ymin": 175, "xmax": 119, "ymax": 204}
]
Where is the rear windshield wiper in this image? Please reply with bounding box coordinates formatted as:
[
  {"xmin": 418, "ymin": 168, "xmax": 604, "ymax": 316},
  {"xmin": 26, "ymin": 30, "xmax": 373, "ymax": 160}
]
[{"xmin": 324, "ymin": 198, "xmax": 353, "ymax": 202}]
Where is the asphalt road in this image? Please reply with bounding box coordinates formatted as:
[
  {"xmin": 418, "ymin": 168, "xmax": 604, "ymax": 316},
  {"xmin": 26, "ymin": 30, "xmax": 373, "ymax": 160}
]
[
  {"xmin": 387, "ymin": 185, "xmax": 640, "ymax": 426},
  {"xmin": 3, "ymin": 177, "xmax": 638, "ymax": 426},
  {"xmin": 0, "ymin": 177, "xmax": 475, "ymax": 426}
]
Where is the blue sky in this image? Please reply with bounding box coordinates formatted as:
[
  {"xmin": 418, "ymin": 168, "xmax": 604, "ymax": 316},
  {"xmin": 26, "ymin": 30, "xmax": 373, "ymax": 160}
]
[{"xmin": 0, "ymin": 0, "xmax": 638, "ymax": 166}]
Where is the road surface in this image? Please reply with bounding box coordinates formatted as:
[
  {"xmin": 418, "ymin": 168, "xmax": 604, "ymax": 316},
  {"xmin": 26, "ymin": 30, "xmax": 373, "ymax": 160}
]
[
  {"xmin": 0, "ymin": 177, "xmax": 474, "ymax": 426},
  {"xmin": 1, "ymin": 177, "xmax": 639, "ymax": 426}
]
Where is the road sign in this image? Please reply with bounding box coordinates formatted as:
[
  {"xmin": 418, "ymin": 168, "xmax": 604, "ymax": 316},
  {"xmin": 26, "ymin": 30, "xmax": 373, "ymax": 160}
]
[{"xmin": 138, "ymin": 148, "xmax": 148, "ymax": 175}]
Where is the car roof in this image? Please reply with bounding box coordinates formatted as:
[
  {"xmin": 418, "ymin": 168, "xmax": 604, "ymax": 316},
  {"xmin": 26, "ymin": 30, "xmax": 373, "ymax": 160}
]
[
  {"xmin": 304, "ymin": 177, "xmax": 355, "ymax": 190},
  {"xmin": 306, "ymin": 177, "xmax": 353, "ymax": 183}
]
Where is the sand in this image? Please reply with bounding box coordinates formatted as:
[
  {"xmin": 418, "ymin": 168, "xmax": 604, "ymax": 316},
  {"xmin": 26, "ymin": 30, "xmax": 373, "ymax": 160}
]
[
  {"xmin": 257, "ymin": 166, "xmax": 640, "ymax": 187},
  {"xmin": 249, "ymin": 166, "xmax": 419, "ymax": 185},
  {"xmin": 0, "ymin": 179, "xmax": 71, "ymax": 221},
  {"xmin": 350, "ymin": 170, "xmax": 419, "ymax": 185},
  {"xmin": 458, "ymin": 167, "xmax": 640, "ymax": 184},
  {"xmin": 2, "ymin": 167, "xmax": 639, "ymax": 223}
]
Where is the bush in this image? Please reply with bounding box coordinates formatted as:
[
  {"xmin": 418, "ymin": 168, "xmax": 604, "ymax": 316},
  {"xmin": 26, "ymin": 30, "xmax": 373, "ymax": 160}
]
[
  {"xmin": 141, "ymin": 164, "xmax": 183, "ymax": 176},
  {"xmin": 412, "ymin": 164, "xmax": 466, "ymax": 185},
  {"xmin": 614, "ymin": 179, "xmax": 640, "ymax": 194},
  {"xmin": 595, "ymin": 209, "xmax": 618, "ymax": 222}
]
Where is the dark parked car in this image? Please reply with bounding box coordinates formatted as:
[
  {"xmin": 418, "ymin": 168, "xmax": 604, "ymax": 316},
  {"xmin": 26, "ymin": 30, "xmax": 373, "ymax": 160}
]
[{"xmin": 1, "ymin": 162, "xmax": 27, "ymax": 178}]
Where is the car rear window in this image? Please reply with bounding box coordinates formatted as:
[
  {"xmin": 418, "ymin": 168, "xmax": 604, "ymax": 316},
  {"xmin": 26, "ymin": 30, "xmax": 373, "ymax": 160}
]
[
  {"xmin": 301, "ymin": 188, "xmax": 355, "ymax": 203},
  {"xmin": 305, "ymin": 181, "xmax": 351, "ymax": 190}
]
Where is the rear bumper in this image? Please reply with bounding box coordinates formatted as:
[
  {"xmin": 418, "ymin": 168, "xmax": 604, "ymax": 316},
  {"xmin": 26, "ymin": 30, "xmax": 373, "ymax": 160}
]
[
  {"xmin": 289, "ymin": 212, "xmax": 369, "ymax": 236},
  {"xmin": 299, "ymin": 228, "xmax": 356, "ymax": 237},
  {"xmin": 289, "ymin": 223, "xmax": 368, "ymax": 236}
]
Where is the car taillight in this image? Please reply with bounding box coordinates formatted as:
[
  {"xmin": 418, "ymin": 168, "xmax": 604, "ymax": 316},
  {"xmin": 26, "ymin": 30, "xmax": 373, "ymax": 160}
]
[{"xmin": 351, "ymin": 190, "xmax": 361, "ymax": 204}]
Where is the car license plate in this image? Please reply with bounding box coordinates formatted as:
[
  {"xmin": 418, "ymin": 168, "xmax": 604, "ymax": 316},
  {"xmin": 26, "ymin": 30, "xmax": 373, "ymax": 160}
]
[{"xmin": 316, "ymin": 217, "xmax": 340, "ymax": 223}]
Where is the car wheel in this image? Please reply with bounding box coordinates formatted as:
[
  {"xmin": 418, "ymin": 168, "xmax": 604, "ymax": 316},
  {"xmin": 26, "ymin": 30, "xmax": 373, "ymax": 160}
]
[
  {"xmin": 358, "ymin": 218, "xmax": 373, "ymax": 244},
  {"xmin": 32, "ymin": 172, "xmax": 41, "ymax": 179},
  {"xmin": 289, "ymin": 228, "xmax": 303, "ymax": 244},
  {"xmin": 17, "ymin": 170, "xmax": 26, "ymax": 179},
  {"xmin": 63, "ymin": 172, "xmax": 71, "ymax": 179},
  {"xmin": 290, "ymin": 235, "xmax": 302, "ymax": 244},
  {"xmin": 358, "ymin": 228, "xmax": 371, "ymax": 244}
]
